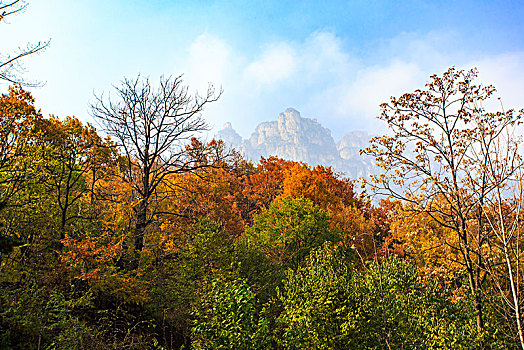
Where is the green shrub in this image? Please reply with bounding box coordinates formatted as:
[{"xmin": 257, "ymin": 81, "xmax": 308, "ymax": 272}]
[
  {"xmin": 277, "ymin": 243, "xmax": 482, "ymax": 349},
  {"xmin": 191, "ymin": 278, "xmax": 270, "ymax": 350}
]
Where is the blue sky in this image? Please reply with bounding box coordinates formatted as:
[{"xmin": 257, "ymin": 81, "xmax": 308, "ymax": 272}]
[{"xmin": 2, "ymin": 0, "xmax": 524, "ymax": 140}]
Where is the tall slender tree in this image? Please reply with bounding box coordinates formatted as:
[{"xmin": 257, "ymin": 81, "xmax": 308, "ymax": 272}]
[{"xmin": 363, "ymin": 67, "xmax": 524, "ymax": 334}]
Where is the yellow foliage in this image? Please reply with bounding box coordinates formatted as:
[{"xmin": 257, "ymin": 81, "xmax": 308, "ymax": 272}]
[{"xmin": 390, "ymin": 202, "xmax": 463, "ymax": 281}]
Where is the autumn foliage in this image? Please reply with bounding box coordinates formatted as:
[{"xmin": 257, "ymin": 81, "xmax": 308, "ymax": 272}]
[{"xmin": 1, "ymin": 67, "xmax": 524, "ymax": 349}]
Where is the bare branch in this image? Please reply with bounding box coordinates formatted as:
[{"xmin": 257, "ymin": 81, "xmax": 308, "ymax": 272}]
[{"xmin": 91, "ymin": 74, "xmax": 225, "ymax": 260}]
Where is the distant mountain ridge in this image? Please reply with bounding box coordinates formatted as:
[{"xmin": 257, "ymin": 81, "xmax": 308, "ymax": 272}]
[{"xmin": 215, "ymin": 108, "xmax": 376, "ymax": 179}]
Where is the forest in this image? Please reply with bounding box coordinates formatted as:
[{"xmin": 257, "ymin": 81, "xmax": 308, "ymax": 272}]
[{"xmin": 0, "ymin": 65, "xmax": 524, "ymax": 350}]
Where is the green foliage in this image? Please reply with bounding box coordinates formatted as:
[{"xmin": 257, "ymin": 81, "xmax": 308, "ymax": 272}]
[
  {"xmin": 234, "ymin": 237, "xmax": 284, "ymax": 305},
  {"xmin": 0, "ymin": 283, "xmax": 95, "ymax": 349},
  {"xmin": 277, "ymin": 243, "xmax": 483, "ymax": 349},
  {"xmin": 191, "ymin": 278, "xmax": 270, "ymax": 350},
  {"xmin": 350, "ymin": 259, "xmax": 479, "ymax": 349},
  {"xmin": 177, "ymin": 217, "xmax": 236, "ymax": 281},
  {"xmin": 277, "ymin": 242, "xmax": 354, "ymax": 349},
  {"xmin": 0, "ymin": 281, "xmax": 165, "ymax": 349},
  {"xmin": 145, "ymin": 217, "xmax": 238, "ymax": 342},
  {"xmin": 246, "ymin": 196, "xmax": 339, "ymax": 268},
  {"xmin": 237, "ymin": 196, "xmax": 339, "ymax": 306}
]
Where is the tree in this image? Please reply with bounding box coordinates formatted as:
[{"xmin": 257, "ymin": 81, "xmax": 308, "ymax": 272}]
[
  {"xmin": 279, "ymin": 162, "xmax": 378, "ymax": 258},
  {"xmin": 277, "ymin": 242, "xmax": 355, "ymax": 350},
  {"xmin": 389, "ymin": 198, "xmax": 463, "ymax": 282},
  {"xmin": 91, "ymin": 75, "xmax": 222, "ymax": 264},
  {"xmin": 363, "ymin": 67, "xmax": 524, "ymax": 334},
  {"xmin": 242, "ymin": 156, "xmax": 294, "ymax": 219},
  {"xmin": 246, "ymin": 196, "xmax": 338, "ymax": 268},
  {"xmin": 0, "ymin": 0, "xmax": 27, "ymax": 22},
  {"xmin": 478, "ymin": 129, "xmax": 524, "ymax": 348},
  {"xmin": 1, "ymin": 1, "xmax": 49, "ymax": 85},
  {"xmin": 0, "ymin": 86, "xmax": 52, "ymax": 263},
  {"xmin": 0, "ymin": 85, "xmax": 39, "ymax": 211},
  {"xmin": 32, "ymin": 116, "xmax": 114, "ymax": 237}
]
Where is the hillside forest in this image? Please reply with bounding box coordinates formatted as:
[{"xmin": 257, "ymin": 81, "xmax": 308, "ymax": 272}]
[{"xmin": 1, "ymin": 67, "xmax": 524, "ymax": 349}]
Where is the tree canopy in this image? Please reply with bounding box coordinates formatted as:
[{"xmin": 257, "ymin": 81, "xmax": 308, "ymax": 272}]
[{"xmin": 1, "ymin": 67, "xmax": 524, "ymax": 348}]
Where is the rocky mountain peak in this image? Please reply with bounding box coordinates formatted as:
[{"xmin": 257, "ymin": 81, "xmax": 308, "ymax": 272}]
[
  {"xmin": 215, "ymin": 121, "xmax": 242, "ymax": 149},
  {"xmin": 278, "ymin": 108, "xmax": 301, "ymax": 125},
  {"xmin": 214, "ymin": 108, "xmax": 375, "ymax": 179}
]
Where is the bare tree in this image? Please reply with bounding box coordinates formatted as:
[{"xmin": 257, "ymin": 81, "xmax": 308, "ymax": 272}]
[
  {"xmin": 91, "ymin": 75, "xmax": 223, "ymax": 264},
  {"xmin": 1, "ymin": 0, "xmax": 49, "ymax": 85},
  {"xmin": 362, "ymin": 67, "xmax": 524, "ymax": 335}
]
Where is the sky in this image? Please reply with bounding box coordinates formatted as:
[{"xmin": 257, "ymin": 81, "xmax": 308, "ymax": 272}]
[{"xmin": 1, "ymin": 0, "xmax": 524, "ymax": 140}]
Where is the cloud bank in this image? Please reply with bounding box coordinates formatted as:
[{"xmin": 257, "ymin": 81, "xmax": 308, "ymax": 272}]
[
  {"xmin": 181, "ymin": 30, "xmax": 524, "ymax": 140},
  {"xmin": 4, "ymin": 1, "xmax": 522, "ymax": 143}
]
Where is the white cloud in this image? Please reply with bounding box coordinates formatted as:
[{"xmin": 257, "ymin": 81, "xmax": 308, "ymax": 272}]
[
  {"xmin": 465, "ymin": 52, "xmax": 524, "ymax": 112},
  {"xmin": 244, "ymin": 43, "xmax": 297, "ymax": 85},
  {"xmin": 10, "ymin": 15, "xmax": 522, "ymax": 142},
  {"xmin": 3, "ymin": 0, "xmax": 522, "ymax": 144},
  {"xmin": 163, "ymin": 31, "xmax": 524, "ymax": 140},
  {"xmin": 242, "ymin": 31, "xmax": 356, "ymax": 88},
  {"xmin": 301, "ymin": 31, "xmax": 357, "ymax": 77},
  {"xmin": 186, "ymin": 33, "xmax": 232, "ymax": 92},
  {"xmin": 337, "ymin": 61, "xmax": 426, "ymax": 120}
]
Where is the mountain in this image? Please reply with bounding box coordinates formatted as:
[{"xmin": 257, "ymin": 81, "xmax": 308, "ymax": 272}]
[
  {"xmin": 216, "ymin": 122, "xmax": 243, "ymax": 149},
  {"xmin": 215, "ymin": 108, "xmax": 376, "ymax": 179}
]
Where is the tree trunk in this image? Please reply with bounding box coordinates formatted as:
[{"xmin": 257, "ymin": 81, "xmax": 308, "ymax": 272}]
[
  {"xmin": 60, "ymin": 203, "xmax": 68, "ymax": 238},
  {"xmin": 128, "ymin": 200, "xmax": 148, "ymax": 270},
  {"xmin": 505, "ymin": 245, "xmax": 524, "ymax": 349},
  {"xmin": 134, "ymin": 200, "xmax": 147, "ymax": 253},
  {"xmin": 464, "ymin": 257, "xmax": 484, "ymax": 332},
  {"xmin": 474, "ymin": 293, "xmax": 484, "ymax": 332},
  {"xmin": 461, "ymin": 223, "xmax": 484, "ymax": 334}
]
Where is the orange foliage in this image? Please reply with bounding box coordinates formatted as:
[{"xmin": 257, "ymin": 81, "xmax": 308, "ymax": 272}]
[
  {"xmin": 61, "ymin": 233, "xmax": 149, "ymax": 304},
  {"xmin": 242, "ymin": 157, "xmax": 294, "ymax": 216},
  {"xmin": 280, "ymin": 163, "xmax": 357, "ymax": 210},
  {"xmin": 0, "ymin": 85, "xmax": 39, "ymax": 123},
  {"xmin": 155, "ymin": 168, "xmax": 245, "ymax": 242},
  {"xmin": 61, "ymin": 234, "xmax": 122, "ymax": 279},
  {"xmin": 278, "ymin": 162, "xmax": 382, "ymax": 257},
  {"xmin": 0, "ymin": 85, "xmax": 41, "ymax": 163}
]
